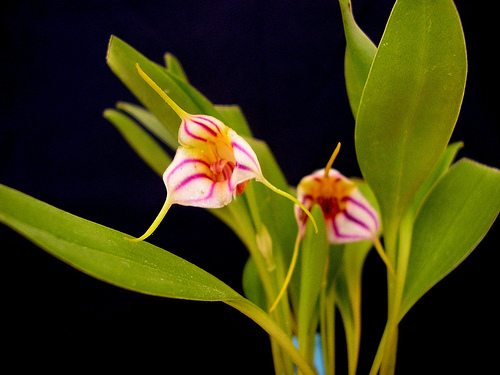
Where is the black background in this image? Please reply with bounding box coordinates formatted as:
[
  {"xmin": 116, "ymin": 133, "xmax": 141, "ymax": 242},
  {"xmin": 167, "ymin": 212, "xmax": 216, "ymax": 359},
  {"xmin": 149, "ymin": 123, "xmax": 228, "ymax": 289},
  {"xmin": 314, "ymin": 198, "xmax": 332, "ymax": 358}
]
[{"xmin": 1, "ymin": 0, "xmax": 498, "ymax": 373}]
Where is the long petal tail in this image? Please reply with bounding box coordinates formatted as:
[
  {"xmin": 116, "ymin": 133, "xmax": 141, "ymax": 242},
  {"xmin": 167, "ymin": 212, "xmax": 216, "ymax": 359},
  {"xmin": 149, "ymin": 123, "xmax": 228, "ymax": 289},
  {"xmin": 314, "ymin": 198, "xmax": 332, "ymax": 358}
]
[
  {"xmin": 269, "ymin": 232, "xmax": 302, "ymax": 312},
  {"xmin": 126, "ymin": 197, "xmax": 173, "ymax": 242},
  {"xmin": 260, "ymin": 177, "xmax": 318, "ymax": 233}
]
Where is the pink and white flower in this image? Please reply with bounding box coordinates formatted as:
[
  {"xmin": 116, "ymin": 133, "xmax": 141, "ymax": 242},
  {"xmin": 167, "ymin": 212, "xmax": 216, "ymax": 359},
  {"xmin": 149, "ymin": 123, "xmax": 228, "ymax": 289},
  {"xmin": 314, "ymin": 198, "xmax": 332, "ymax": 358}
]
[
  {"xmin": 165, "ymin": 114, "xmax": 261, "ymax": 208},
  {"xmin": 295, "ymin": 168, "xmax": 380, "ymax": 244},
  {"xmin": 129, "ymin": 64, "xmax": 316, "ymax": 242}
]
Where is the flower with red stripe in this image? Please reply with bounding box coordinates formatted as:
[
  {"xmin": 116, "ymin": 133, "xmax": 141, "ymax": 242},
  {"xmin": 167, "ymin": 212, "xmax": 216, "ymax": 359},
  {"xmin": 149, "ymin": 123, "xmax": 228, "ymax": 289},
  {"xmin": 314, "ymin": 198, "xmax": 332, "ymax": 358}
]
[
  {"xmin": 128, "ymin": 65, "xmax": 316, "ymax": 242},
  {"xmin": 295, "ymin": 168, "xmax": 379, "ymax": 244},
  {"xmin": 270, "ymin": 144, "xmax": 392, "ymax": 312}
]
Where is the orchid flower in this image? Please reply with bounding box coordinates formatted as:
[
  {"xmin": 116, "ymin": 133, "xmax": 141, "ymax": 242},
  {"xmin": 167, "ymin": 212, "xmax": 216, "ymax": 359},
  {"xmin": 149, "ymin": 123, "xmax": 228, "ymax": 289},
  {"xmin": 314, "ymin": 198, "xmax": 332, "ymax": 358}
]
[
  {"xmin": 128, "ymin": 64, "xmax": 316, "ymax": 242},
  {"xmin": 270, "ymin": 144, "xmax": 394, "ymax": 311},
  {"xmin": 295, "ymin": 170, "xmax": 379, "ymax": 244}
]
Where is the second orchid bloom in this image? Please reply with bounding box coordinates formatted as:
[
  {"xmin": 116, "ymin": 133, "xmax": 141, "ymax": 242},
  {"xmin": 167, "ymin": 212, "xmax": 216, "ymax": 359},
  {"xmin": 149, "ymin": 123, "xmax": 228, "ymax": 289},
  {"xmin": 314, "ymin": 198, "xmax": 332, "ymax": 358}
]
[
  {"xmin": 270, "ymin": 146, "xmax": 393, "ymax": 311},
  {"xmin": 295, "ymin": 168, "xmax": 380, "ymax": 244}
]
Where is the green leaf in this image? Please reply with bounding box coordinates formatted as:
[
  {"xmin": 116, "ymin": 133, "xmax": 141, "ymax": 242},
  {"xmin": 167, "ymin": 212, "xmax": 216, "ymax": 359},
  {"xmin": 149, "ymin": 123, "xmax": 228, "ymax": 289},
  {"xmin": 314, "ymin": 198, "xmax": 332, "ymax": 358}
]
[
  {"xmin": 0, "ymin": 183, "xmax": 316, "ymax": 375},
  {"xmin": 332, "ymin": 179, "xmax": 380, "ymax": 375},
  {"xmin": 107, "ymin": 36, "xmax": 193, "ymax": 137},
  {"xmin": 355, "ymin": 0, "xmax": 467, "ymax": 237},
  {"xmin": 408, "ymin": 141, "xmax": 463, "ymax": 217},
  {"xmin": 215, "ymin": 104, "xmax": 253, "ymax": 137},
  {"xmin": 242, "ymin": 256, "xmax": 267, "ymax": 310},
  {"xmin": 164, "ymin": 52, "xmax": 189, "ymax": 83},
  {"xmin": 297, "ymin": 206, "xmax": 329, "ymax": 363},
  {"xmin": 0, "ymin": 184, "xmax": 238, "ymax": 301},
  {"xmin": 116, "ymin": 101, "xmax": 179, "ymax": 150},
  {"xmin": 333, "ymin": 240, "xmax": 371, "ymax": 375},
  {"xmin": 245, "ymin": 137, "xmax": 298, "ymax": 258},
  {"xmin": 106, "ymin": 36, "xmax": 221, "ymax": 138},
  {"xmin": 103, "ymin": 108, "xmax": 171, "ymax": 176},
  {"xmin": 339, "ymin": 0, "xmax": 377, "ymax": 117},
  {"xmin": 400, "ymin": 159, "xmax": 500, "ymax": 318}
]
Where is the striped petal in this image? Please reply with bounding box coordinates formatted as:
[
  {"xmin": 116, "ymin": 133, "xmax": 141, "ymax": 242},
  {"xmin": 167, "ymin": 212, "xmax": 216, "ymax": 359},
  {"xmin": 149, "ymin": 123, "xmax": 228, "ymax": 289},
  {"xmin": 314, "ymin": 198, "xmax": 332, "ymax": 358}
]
[
  {"xmin": 228, "ymin": 129, "xmax": 264, "ymax": 189},
  {"xmin": 178, "ymin": 115, "xmax": 234, "ymax": 160},
  {"xmin": 295, "ymin": 168, "xmax": 379, "ymax": 244},
  {"xmin": 164, "ymin": 147, "xmax": 234, "ymax": 208}
]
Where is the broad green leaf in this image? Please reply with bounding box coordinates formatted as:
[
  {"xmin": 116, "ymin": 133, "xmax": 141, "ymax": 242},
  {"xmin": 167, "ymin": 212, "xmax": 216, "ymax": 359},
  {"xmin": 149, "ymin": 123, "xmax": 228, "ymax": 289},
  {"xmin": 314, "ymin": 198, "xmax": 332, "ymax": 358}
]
[
  {"xmin": 116, "ymin": 101, "xmax": 179, "ymax": 150},
  {"xmin": 164, "ymin": 52, "xmax": 189, "ymax": 83},
  {"xmin": 0, "ymin": 184, "xmax": 316, "ymax": 375},
  {"xmin": 339, "ymin": 0, "xmax": 377, "ymax": 117},
  {"xmin": 408, "ymin": 141, "xmax": 463, "ymax": 217},
  {"xmin": 355, "ymin": 0, "xmax": 467, "ymax": 237},
  {"xmin": 0, "ymin": 184, "xmax": 239, "ymax": 301},
  {"xmin": 103, "ymin": 109, "xmax": 171, "ymax": 176},
  {"xmin": 400, "ymin": 159, "xmax": 500, "ymax": 318}
]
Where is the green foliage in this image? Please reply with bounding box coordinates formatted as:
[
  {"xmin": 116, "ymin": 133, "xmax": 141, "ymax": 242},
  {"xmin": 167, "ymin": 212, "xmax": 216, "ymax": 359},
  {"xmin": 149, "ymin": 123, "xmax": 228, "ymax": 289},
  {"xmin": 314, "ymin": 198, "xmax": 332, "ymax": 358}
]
[
  {"xmin": 339, "ymin": 0, "xmax": 377, "ymax": 117},
  {"xmin": 401, "ymin": 159, "xmax": 500, "ymax": 318},
  {"xmin": 0, "ymin": 184, "xmax": 239, "ymax": 301},
  {"xmin": 104, "ymin": 108, "xmax": 172, "ymax": 176},
  {"xmin": 0, "ymin": 1, "xmax": 498, "ymax": 375},
  {"xmin": 355, "ymin": 0, "xmax": 467, "ymax": 239}
]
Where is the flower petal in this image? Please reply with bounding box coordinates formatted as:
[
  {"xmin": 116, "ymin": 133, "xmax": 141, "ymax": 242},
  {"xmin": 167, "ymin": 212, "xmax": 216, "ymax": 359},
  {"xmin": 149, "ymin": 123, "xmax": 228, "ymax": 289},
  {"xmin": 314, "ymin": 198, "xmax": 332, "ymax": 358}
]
[
  {"xmin": 295, "ymin": 168, "xmax": 380, "ymax": 244},
  {"xmin": 164, "ymin": 147, "xmax": 233, "ymax": 208},
  {"xmin": 228, "ymin": 129, "xmax": 263, "ymax": 189},
  {"xmin": 178, "ymin": 115, "xmax": 227, "ymax": 149}
]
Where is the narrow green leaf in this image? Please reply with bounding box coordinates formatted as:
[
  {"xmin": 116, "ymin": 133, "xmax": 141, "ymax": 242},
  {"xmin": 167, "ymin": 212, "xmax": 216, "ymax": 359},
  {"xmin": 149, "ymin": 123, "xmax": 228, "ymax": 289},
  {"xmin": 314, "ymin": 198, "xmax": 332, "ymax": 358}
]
[
  {"xmin": 215, "ymin": 104, "xmax": 253, "ymax": 137},
  {"xmin": 355, "ymin": 0, "xmax": 467, "ymax": 236},
  {"xmin": 245, "ymin": 137, "xmax": 297, "ymax": 258},
  {"xmin": 0, "ymin": 184, "xmax": 239, "ymax": 301},
  {"xmin": 103, "ymin": 109, "xmax": 171, "ymax": 176},
  {"xmin": 116, "ymin": 101, "xmax": 179, "ymax": 150},
  {"xmin": 164, "ymin": 69, "xmax": 223, "ymax": 118},
  {"xmin": 400, "ymin": 159, "xmax": 500, "ymax": 318},
  {"xmin": 334, "ymin": 240, "xmax": 371, "ymax": 375},
  {"xmin": 106, "ymin": 36, "xmax": 221, "ymax": 138},
  {"xmin": 339, "ymin": 0, "xmax": 377, "ymax": 117},
  {"xmin": 332, "ymin": 179, "xmax": 380, "ymax": 375},
  {"xmin": 242, "ymin": 256, "xmax": 267, "ymax": 310},
  {"xmin": 297, "ymin": 206, "xmax": 329, "ymax": 363},
  {"xmin": 164, "ymin": 52, "xmax": 189, "ymax": 83},
  {"xmin": 107, "ymin": 36, "xmax": 193, "ymax": 137}
]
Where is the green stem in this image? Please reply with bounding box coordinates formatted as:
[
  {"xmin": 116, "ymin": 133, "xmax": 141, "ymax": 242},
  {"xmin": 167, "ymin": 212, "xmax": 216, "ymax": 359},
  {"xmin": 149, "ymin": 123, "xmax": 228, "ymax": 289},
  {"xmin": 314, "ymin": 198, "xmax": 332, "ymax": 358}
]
[
  {"xmin": 226, "ymin": 299, "xmax": 316, "ymax": 375},
  {"xmin": 243, "ymin": 181, "xmax": 294, "ymax": 374},
  {"xmin": 320, "ymin": 262, "xmax": 335, "ymax": 375},
  {"xmin": 370, "ymin": 211, "xmax": 414, "ymax": 375}
]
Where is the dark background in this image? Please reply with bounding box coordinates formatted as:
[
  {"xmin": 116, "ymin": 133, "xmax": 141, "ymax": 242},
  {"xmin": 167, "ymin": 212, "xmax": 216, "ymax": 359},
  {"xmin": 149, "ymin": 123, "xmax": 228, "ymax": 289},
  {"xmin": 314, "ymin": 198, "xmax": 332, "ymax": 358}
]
[{"xmin": 1, "ymin": 0, "xmax": 498, "ymax": 373}]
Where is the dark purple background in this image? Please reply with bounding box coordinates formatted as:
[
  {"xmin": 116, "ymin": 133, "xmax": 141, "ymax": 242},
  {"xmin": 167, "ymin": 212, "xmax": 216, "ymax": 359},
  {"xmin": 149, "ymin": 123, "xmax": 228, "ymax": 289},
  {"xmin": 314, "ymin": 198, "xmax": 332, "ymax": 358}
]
[{"xmin": 1, "ymin": 1, "xmax": 497, "ymax": 373}]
